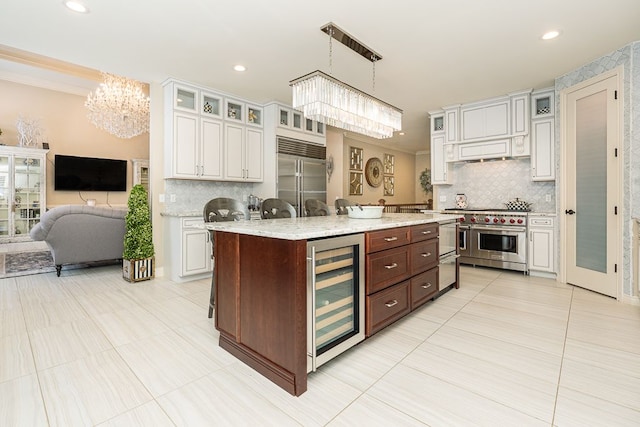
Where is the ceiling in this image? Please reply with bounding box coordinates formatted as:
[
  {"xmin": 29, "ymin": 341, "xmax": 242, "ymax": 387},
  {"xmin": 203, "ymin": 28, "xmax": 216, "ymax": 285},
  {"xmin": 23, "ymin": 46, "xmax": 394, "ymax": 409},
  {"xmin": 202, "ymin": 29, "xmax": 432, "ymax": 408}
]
[{"xmin": 1, "ymin": 0, "xmax": 639, "ymax": 153}]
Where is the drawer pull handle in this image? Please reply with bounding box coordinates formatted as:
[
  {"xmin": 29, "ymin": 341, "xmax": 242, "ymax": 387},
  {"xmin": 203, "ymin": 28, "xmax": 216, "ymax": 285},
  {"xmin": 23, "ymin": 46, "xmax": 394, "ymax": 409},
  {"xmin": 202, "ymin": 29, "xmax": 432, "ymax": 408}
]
[
  {"xmin": 421, "ymin": 252, "xmax": 432, "ymax": 257},
  {"xmin": 384, "ymin": 236, "xmax": 398, "ymax": 242},
  {"xmin": 385, "ymin": 300, "xmax": 398, "ymax": 308},
  {"xmin": 421, "ymin": 283, "xmax": 433, "ymax": 289},
  {"xmin": 384, "ymin": 262, "xmax": 398, "ymax": 269},
  {"xmin": 421, "ymin": 230, "xmax": 432, "ymax": 235}
]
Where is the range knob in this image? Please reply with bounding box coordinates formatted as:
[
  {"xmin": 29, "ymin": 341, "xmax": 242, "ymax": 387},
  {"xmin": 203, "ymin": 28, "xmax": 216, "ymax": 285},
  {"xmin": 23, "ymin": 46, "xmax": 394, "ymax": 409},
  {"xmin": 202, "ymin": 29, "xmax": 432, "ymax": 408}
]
[
  {"xmin": 485, "ymin": 217, "xmax": 490, "ymax": 223},
  {"xmin": 517, "ymin": 218, "xmax": 523, "ymax": 224},
  {"xmin": 500, "ymin": 218, "xmax": 506, "ymax": 223},
  {"xmin": 510, "ymin": 218, "xmax": 515, "ymax": 224},
  {"xmin": 493, "ymin": 218, "xmax": 499, "ymax": 223},
  {"xmin": 460, "ymin": 217, "xmax": 465, "ymax": 222},
  {"xmin": 470, "ymin": 217, "xmax": 476, "ymax": 223}
]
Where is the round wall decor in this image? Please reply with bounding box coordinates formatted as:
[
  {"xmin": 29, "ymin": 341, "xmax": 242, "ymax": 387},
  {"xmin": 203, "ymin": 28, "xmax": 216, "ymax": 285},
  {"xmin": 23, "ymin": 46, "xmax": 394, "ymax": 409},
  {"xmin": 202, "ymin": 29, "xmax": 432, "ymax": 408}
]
[{"xmin": 365, "ymin": 157, "xmax": 383, "ymax": 187}]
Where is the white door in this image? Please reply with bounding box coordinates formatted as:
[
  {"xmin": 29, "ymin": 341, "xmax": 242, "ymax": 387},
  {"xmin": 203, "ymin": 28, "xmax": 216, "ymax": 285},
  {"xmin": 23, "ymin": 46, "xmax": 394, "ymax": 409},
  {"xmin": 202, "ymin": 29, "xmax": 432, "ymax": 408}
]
[{"xmin": 562, "ymin": 71, "xmax": 620, "ymax": 297}]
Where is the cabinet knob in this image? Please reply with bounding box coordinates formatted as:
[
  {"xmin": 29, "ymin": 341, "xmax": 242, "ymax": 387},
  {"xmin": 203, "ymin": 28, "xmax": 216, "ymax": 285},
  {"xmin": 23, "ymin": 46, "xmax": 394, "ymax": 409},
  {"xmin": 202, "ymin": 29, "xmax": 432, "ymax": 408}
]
[
  {"xmin": 421, "ymin": 230, "xmax": 432, "ymax": 235},
  {"xmin": 384, "ymin": 236, "xmax": 398, "ymax": 242},
  {"xmin": 384, "ymin": 262, "xmax": 399, "ymax": 270},
  {"xmin": 385, "ymin": 300, "xmax": 398, "ymax": 308},
  {"xmin": 421, "ymin": 283, "xmax": 433, "ymax": 289},
  {"xmin": 421, "ymin": 252, "xmax": 432, "ymax": 258}
]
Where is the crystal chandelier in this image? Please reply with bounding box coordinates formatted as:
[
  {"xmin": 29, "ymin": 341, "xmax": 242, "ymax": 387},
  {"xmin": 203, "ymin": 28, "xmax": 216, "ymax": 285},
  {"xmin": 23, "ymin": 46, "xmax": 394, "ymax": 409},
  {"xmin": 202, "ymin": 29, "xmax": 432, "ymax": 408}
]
[
  {"xmin": 85, "ymin": 72, "xmax": 150, "ymax": 139},
  {"xmin": 290, "ymin": 23, "xmax": 402, "ymax": 139}
]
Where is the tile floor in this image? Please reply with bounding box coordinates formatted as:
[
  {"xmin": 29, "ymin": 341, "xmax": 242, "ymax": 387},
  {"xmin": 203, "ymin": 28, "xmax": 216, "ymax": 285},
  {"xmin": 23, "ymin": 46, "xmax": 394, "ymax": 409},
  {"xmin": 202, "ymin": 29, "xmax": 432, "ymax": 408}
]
[{"xmin": 1, "ymin": 265, "xmax": 639, "ymax": 426}]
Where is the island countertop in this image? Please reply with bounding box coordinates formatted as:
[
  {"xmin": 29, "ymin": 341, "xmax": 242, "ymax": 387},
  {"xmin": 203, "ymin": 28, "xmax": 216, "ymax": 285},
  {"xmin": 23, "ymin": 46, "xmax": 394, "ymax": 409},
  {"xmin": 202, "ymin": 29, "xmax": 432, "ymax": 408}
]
[{"xmin": 203, "ymin": 212, "xmax": 461, "ymax": 240}]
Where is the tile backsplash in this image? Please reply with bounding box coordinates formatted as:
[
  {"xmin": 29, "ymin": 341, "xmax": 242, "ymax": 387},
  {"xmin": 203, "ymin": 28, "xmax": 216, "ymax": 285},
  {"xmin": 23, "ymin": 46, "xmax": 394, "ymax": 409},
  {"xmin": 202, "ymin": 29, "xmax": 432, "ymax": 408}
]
[
  {"xmin": 437, "ymin": 158, "xmax": 555, "ymax": 212},
  {"xmin": 163, "ymin": 179, "xmax": 254, "ymax": 214}
]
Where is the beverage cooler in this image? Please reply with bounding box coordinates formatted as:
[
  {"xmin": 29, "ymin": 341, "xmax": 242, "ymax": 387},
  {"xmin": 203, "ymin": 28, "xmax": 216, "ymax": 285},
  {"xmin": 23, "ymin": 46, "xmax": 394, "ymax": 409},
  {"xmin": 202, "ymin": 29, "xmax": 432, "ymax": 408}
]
[{"xmin": 306, "ymin": 234, "xmax": 365, "ymax": 372}]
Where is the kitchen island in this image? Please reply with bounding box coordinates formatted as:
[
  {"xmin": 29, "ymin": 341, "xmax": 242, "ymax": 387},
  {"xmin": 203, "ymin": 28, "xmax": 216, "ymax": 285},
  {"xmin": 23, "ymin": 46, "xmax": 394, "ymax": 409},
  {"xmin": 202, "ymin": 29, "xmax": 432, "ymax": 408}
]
[{"xmin": 205, "ymin": 213, "xmax": 460, "ymax": 395}]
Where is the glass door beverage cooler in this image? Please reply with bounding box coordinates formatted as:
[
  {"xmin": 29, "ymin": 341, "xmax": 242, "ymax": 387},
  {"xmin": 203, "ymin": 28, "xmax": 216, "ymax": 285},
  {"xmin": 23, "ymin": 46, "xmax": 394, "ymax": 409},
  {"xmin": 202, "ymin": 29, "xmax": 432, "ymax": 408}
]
[{"xmin": 306, "ymin": 233, "xmax": 365, "ymax": 372}]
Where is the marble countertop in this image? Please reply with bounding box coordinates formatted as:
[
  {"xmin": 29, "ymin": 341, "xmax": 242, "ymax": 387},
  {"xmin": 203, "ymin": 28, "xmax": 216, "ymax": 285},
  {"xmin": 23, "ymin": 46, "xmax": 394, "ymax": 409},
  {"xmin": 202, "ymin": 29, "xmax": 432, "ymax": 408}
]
[{"xmin": 202, "ymin": 213, "xmax": 461, "ymax": 240}]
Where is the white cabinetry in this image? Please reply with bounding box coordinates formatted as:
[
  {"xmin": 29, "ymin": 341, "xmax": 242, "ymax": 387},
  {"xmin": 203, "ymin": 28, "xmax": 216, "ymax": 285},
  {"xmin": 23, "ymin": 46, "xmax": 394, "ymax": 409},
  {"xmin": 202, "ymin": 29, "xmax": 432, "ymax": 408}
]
[
  {"xmin": 461, "ymin": 98, "xmax": 510, "ymax": 141},
  {"xmin": 0, "ymin": 146, "xmax": 47, "ymax": 240},
  {"xmin": 224, "ymin": 124, "xmax": 263, "ymax": 181},
  {"xmin": 164, "ymin": 78, "xmax": 264, "ymax": 182},
  {"xmin": 528, "ymin": 216, "xmax": 555, "ymax": 275},
  {"xmin": 167, "ymin": 216, "xmax": 212, "ymax": 282},
  {"xmin": 165, "ymin": 82, "xmax": 223, "ymax": 180},
  {"xmin": 444, "ymin": 90, "xmax": 531, "ymax": 162},
  {"xmin": 531, "ymin": 88, "xmax": 555, "ymax": 181},
  {"xmin": 429, "ymin": 110, "xmax": 451, "ymax": 184},
  {"xmin": 267, "ymin": 102, "xmax": 326, "ymax": 146}
]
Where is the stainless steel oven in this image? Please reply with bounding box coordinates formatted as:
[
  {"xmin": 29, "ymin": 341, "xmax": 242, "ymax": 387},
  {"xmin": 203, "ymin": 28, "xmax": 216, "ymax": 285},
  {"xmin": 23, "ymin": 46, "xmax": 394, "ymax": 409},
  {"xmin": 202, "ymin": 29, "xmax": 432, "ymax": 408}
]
[
  {"xmin": 470, "ymin": 224, "xmax": 527, "ymax": 271},
  {"xmin": 444, "ymin": 210, "xmax": 528, "ymax": 272}
]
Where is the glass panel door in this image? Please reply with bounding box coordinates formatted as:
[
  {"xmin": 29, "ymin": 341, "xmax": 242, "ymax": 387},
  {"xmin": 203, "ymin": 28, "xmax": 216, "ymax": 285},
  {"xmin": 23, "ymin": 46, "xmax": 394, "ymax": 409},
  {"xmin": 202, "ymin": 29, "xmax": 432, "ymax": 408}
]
[
  {"xmin": 14, "ymin": 156, "xmax": 42, "ymax": 235},
  {"xmin": 575, "ymin": 91, "xmax": 607, "ymax": 273}
]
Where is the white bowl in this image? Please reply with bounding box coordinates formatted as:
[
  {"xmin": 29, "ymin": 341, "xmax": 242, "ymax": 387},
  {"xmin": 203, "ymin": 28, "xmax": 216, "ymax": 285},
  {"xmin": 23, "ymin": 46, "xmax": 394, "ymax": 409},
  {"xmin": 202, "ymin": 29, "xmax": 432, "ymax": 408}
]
[{"xmin": 347, "ymin": 206, "xmax": 384, "ymax": 219}]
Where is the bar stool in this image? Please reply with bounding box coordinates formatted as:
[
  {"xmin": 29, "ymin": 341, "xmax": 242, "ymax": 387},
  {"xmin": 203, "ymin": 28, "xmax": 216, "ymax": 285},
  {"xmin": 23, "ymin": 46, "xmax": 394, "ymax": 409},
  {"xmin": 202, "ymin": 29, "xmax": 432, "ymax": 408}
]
[
  {"xmin": 260, "ymin": 198, "xmax": 296, "ymax": 219},
  {"xmin": 335, "ymin": 198, "xmax": 351, "ymax": 215},
  {"xmin": 305, "ymin": 199, "xmax": 330, "ymax": 216},
  {"xmin": 203, "ymin": 197, "xmax": 249, "ymax": 318}
]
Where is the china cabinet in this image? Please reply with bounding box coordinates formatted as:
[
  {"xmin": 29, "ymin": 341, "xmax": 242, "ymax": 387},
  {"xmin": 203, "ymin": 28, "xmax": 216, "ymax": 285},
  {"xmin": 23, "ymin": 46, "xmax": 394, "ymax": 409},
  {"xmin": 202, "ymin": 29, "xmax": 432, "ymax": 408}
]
[
  {"xmin": 0, "ymin": 146, "xmax": 47, "ymax": 240},
  {"xmin": 531, "ymin": 88, "xmax": 555, "ymax": 181}
]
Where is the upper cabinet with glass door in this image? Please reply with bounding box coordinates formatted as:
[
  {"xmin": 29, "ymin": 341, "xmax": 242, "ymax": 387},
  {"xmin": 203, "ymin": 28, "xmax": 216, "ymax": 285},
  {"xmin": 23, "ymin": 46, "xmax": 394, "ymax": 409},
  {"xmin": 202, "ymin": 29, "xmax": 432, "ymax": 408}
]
[
  {"xmin": 173, "ymin": 84, "xmax": 199, "ymax": 113},
  {"xmin": 267, "ymin": 103, "xmax": 326, "ymax": 145},
  {"xmin": 201, "ymin": 91, "xmax": 223, "ymax": 119}
]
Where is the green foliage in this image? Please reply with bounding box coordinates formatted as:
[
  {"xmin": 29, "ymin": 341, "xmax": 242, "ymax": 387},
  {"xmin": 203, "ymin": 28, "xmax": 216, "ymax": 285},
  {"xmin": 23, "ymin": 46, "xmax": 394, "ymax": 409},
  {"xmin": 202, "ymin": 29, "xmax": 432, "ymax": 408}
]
[
  {"xmin": 123, "ymin": 185, "xmax": 155, "ymax": 260},
  {"xmin": 419, "ymin": 168, "xmax": 433, "ymax": 194}
]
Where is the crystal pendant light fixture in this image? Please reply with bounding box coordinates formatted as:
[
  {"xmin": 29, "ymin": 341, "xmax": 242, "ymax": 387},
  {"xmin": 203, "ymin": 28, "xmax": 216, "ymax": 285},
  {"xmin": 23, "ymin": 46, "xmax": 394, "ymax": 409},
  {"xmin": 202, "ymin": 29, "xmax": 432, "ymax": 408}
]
[
  {"xmin": 290, "ymin": 23, "xmax": 402, "ymax": 139},
  {"xmin": 85, "ymin": 72, "xmax": 150, "ymax": 139}
]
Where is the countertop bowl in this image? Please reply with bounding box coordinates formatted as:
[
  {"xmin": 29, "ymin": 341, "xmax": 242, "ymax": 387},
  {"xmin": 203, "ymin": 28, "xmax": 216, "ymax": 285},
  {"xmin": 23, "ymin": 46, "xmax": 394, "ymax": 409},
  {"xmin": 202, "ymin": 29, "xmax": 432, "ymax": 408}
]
[{"xmin": 347, "ymin": 206, "xmax": 384, "ymax": 219}]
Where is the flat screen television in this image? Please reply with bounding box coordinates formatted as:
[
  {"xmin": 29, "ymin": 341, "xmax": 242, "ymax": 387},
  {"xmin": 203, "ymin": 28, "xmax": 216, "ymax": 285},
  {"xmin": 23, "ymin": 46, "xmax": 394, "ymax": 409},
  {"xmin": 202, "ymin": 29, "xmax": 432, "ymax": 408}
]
[{"xmin": 54, "ymin": 154, "xmax": 127, "ymax": 191}]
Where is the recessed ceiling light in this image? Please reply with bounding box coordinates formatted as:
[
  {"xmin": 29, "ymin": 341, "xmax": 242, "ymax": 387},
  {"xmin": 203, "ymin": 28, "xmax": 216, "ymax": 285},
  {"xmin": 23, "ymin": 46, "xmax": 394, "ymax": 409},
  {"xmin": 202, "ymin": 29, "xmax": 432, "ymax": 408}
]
[
  {"xmin": 542, "ymin": 30, "xmax": 560, "ymax": 40},
  {"xmin": 234, "ymin": 65, "xmax": 246, "ymax": 72},
  {"xmin": 63, "ymin": 1, "xmax": 89, "ymax": 13},
  {"xmin": 398, "ymin": 132, "xmax": 405, "ymax": 136}
]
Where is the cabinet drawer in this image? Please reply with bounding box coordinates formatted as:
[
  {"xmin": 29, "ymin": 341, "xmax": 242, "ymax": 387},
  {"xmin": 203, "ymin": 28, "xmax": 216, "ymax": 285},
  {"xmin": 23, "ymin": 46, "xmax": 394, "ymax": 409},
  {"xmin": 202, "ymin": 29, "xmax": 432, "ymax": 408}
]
[
  {"xmin": 411, "ymin": 268, "xmax": 438, "ymax": 310},
  {"xmin": 182, "ymin": 217, "xmax": 204, "ymax": 229},
  {"xmin": 366, "ymin": 281, "xmax": 410, "ymax": 336},
  {"xmin": 366, "ymin": 227, "xmax": 411, "ymax": 253},
  {"xmin": 529, "ymin": 217, "xmax": 554, "ymax": 227},
  {"xmin": 410, "ymin": 240, "xmax": 438, "ymax": 275},
  {"xmin": 366, "ymin": 246, "xmax": 410, "ymax": 295},
  {"xmin": 411, "ymin": 223, "xmax": 438, "ymax": 242}
]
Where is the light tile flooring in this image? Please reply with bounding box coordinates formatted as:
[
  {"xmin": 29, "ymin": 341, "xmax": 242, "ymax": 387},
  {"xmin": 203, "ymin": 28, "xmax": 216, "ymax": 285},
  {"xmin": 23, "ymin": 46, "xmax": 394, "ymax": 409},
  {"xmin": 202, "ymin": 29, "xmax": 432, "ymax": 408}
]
[{"xmin": 1, "ymin": 265, "xmax": 639, "ymax": 426}]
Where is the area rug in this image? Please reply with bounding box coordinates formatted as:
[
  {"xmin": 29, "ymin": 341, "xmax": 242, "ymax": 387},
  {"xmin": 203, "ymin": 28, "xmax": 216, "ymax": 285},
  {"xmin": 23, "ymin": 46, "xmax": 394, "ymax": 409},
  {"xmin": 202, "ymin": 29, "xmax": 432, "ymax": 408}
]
[{"xmin": 0, "ymin": 250, "xmax": 56, "ymax": 278}]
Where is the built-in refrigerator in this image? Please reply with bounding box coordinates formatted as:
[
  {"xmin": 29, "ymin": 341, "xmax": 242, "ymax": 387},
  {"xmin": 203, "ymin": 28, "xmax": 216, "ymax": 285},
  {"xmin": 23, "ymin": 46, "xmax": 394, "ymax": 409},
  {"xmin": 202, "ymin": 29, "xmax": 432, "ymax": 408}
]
[{"xmin": 277, "ymin": 137, "xmax": 327, "ymax": 216}]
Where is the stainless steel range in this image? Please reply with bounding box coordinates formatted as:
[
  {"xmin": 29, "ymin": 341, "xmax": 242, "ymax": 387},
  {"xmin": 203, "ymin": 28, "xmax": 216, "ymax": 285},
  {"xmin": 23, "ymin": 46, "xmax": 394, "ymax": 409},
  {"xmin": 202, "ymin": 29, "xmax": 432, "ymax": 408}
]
[{"xmin": 444, "ymin": 209, "xmax": 528, "ymax": 272}]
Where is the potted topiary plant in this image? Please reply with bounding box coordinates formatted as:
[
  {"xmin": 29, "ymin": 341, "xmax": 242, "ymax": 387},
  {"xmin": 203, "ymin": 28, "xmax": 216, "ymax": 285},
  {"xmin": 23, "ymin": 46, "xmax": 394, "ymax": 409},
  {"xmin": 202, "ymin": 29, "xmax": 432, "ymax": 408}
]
[{"xmin": 122, "ymin": 184, "xmax": 155, "ymax": 282}]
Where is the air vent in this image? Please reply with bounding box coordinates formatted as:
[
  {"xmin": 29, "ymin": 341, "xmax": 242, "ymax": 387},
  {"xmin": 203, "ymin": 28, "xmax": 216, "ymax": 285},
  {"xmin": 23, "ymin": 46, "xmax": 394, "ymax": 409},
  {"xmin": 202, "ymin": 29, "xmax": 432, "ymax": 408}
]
[{"xmin": 277, "ymin": 137, "xmax": 326, "ymax": 160}]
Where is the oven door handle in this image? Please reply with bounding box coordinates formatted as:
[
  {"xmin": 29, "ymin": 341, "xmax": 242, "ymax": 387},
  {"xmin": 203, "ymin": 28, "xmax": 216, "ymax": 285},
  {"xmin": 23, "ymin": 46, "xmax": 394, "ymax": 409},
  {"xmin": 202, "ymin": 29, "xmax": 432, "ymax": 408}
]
[{"xmin": 474, "ymin": 226, "xmax": 527, "ymax": 233}]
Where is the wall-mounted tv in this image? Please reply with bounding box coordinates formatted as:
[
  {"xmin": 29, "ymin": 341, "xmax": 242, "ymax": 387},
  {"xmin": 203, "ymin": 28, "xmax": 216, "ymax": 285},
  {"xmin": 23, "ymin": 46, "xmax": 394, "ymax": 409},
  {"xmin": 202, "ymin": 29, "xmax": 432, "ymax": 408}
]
[{"xmin": 54, "ymin": 155, "xmax": 127, "ymax": 192}]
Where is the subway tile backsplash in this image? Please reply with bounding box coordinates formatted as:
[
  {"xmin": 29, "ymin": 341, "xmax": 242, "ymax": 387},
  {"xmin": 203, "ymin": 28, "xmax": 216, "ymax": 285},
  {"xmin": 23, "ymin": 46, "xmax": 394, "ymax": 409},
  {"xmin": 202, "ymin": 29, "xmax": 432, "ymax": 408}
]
[{"xmin": 438, "ymin": 158, "xmax": 556, "ymax": 212}]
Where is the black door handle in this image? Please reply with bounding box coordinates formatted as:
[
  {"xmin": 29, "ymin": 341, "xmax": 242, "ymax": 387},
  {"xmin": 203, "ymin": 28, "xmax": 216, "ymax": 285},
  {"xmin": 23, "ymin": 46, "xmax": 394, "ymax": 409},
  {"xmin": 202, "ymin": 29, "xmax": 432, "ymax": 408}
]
[{"xmin": 565, "ymin": 209, "xmax": 576, "ymax": 215}]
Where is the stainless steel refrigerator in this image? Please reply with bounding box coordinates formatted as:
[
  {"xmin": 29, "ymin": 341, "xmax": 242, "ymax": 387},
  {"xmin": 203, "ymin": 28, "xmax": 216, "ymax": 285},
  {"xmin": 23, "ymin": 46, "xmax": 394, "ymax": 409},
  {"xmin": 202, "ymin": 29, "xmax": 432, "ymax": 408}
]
[{"xmin": 276, "ymin": 138, "xmax": 327, "ymax": 217}]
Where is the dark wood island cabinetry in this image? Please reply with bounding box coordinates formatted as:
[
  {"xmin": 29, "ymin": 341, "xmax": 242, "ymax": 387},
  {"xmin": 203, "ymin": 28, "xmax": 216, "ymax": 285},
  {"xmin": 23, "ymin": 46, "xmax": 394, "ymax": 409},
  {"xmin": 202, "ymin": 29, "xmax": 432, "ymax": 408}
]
[{"xmin": 208, "ymin": 214, "xmax": 460, "ymax": 396}]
